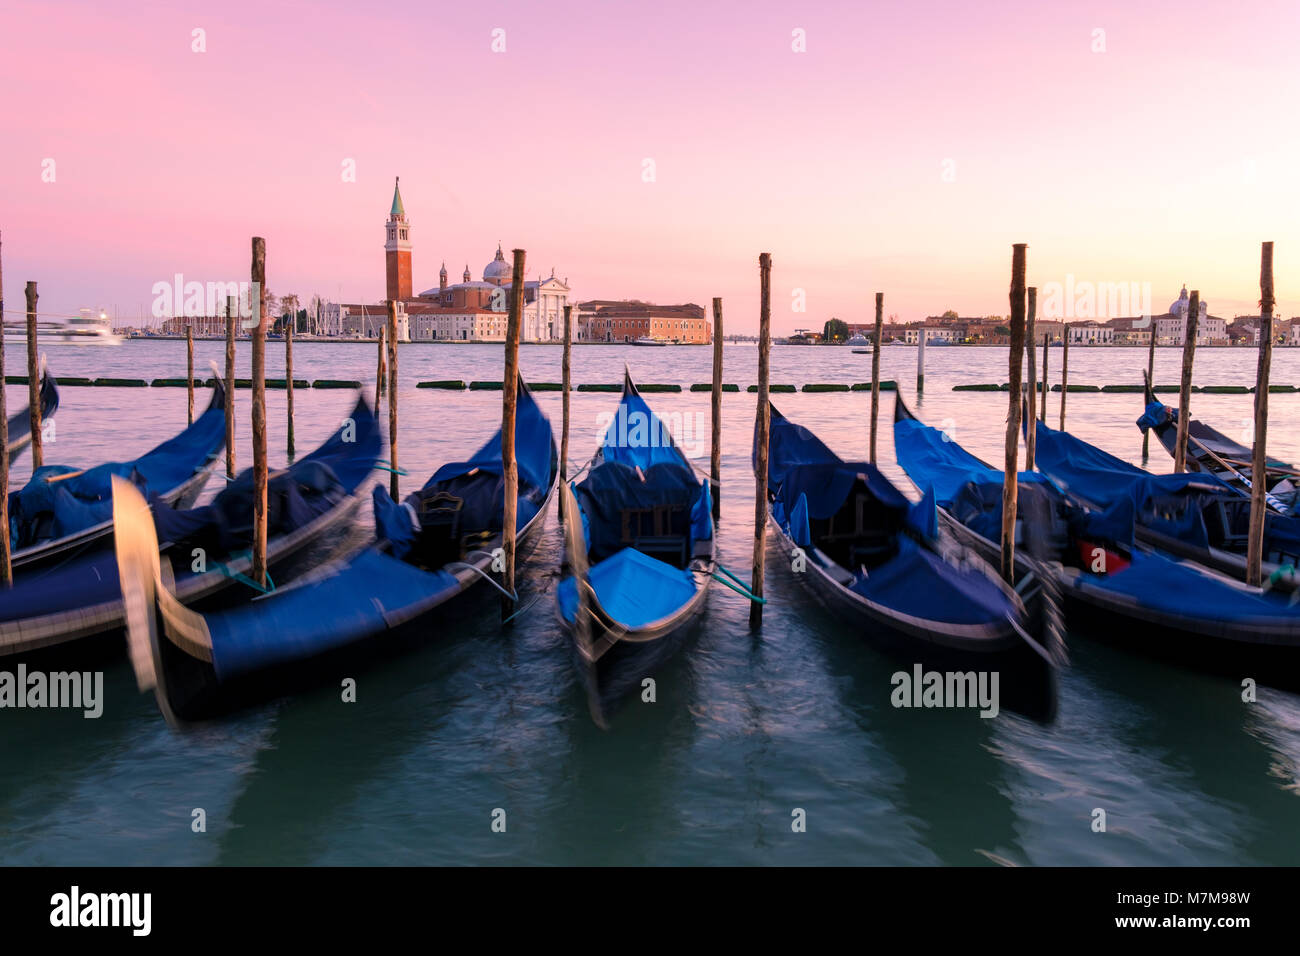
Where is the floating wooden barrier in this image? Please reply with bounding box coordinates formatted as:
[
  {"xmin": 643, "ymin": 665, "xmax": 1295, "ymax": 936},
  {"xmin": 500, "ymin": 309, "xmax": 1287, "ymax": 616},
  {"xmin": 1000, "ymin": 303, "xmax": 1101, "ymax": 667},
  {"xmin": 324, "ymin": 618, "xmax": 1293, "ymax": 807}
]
[
  {"xmin": 312, "ymin": 379, "xmax": 362, "ymax": 389},
  {"xmin": 469, "ymin": 380, "xmax": 503, "ymax": 390},
  {"xmin": 266, "ymin": 378, "xmax": 309, "ymax": 389},
  {"xmin": 1200, "ymin": 385, "xmax": 1249, "ymax": 394},
  {"xmin": 1051, "ymin": 384, "xmax": 1100, "ymax": 393},
  {"xmin": 1151, "ymin": 384, "xmax": 1182, "ymax": 394},
  {"xmin": 151, "ymin": 378, "xmax": 191, "ymax": 387},
  {"xmin": 53, "ymin": 377, "xmax": 93, "ymax": 387},
  {"xmin": 529, "ymin": 382, "xmax": 564, "ymax": 391},
  {"xmin": 691, "ymin": 383, "xmax": 740, "ymax": 392},
  {"xmin": 577, "ymin": 383, "xmax": 621, "ymax": 392},
  {"xmin": 1100, "ymin": 384, "xmax": 1144, "ymax": 393},
  {"xmin": 1258, "ymin": 384, "xmax": 1297, "ymax": 393},
  {"xmin": 953, "ymin": 383, "xmax": 1002, "ymax": 391},
  {"xmin": 802, "ymin": 383, "xmax": 849, "ymax": 392},
  {"xmin": 747, "ymin": 384, "xmax": 795, "ymax": 393},
  {"xmin": 636, "ymin": 383, "xmax": 681, "ymax": 392},
  {"xmin": 417, "ymin": 380, "xmax": 467, "ymax": 389},
  {"xmin": 94, "ymin": 377, "xmax": 147, "ymax": 387},
  {"xmin": 852, "ymin": 380, "xmax": 897, "ymax": 391}
]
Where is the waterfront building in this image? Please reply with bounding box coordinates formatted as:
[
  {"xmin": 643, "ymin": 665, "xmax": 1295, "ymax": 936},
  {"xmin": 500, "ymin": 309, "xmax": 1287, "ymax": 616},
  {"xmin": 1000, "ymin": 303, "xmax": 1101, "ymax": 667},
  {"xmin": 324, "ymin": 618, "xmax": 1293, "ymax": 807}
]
[
  {"xmin": 1067, "ymin": 321, "xmax": 1115, "ymax": 345},
  {"xmin": 577, "ymin": 300, "xmax": 711, "ymax": 343}
]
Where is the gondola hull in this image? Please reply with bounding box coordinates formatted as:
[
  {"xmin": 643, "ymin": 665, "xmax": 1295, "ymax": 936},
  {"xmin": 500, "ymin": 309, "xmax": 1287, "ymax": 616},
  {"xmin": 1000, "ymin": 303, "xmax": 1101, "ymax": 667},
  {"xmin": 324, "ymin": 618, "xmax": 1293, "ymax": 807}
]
[{"xmin": 6, "ymin": 369, "xmax": 59, "ymax": 465}]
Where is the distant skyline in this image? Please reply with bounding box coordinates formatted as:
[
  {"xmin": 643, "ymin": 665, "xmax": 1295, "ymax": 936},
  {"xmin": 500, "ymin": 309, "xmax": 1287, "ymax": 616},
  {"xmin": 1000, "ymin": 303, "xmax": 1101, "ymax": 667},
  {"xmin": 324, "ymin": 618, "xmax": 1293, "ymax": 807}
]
[{"xmin": 2, "ymin": 0, "xmax": 1297, "ymax": 330}]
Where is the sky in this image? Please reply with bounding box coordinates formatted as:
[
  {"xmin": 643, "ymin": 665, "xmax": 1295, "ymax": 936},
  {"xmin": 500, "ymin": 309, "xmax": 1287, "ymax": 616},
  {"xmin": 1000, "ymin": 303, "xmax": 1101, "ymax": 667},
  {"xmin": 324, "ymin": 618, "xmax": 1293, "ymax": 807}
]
[{"xmin": 2, "ymin": 0, "xmax": 1297, "ymax": 332}]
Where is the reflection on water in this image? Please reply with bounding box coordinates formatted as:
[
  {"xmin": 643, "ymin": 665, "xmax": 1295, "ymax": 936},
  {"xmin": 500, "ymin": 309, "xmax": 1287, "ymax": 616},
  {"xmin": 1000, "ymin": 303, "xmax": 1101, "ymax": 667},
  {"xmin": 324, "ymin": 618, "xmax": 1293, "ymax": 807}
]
[{"xmin": 1, "ymin": 342, "xmax": 1298, "ymax": 865}]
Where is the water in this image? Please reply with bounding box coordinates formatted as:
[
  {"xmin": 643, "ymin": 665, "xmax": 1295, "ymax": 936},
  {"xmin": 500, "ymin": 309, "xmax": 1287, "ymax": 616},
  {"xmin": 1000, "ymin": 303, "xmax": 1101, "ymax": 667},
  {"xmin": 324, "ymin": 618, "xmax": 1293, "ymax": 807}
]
[{"xmin": 2, "ymin": 340, "xmax": 1298, "ymax": 866}]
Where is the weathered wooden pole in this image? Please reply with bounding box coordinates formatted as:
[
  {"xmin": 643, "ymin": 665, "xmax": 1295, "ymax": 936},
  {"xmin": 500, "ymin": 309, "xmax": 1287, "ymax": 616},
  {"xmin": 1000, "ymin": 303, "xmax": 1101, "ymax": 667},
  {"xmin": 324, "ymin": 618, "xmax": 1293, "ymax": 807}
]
[
  {"xmin": 225, "ymin": 295, "xmax": 236, "ymax": 478},
  {"xmin": 186, "ymin": 324, "xmax": 195, "ymax": 424},
  {"xmin": 870, "ymin": 292, "xmax": 883, "ymax": 464},
  {"xmin": 1025, "ymin": 287, "xmax": 1037, "ymax": 469},
  {"xmin": 501, "ymin": 250, "xmax": 525, "ymax": 620},
  {"xmin": 375, "ymin": 325, "xmax": 386, "ymax": 409},
  {"xmin": 751, "ymin": 252, "xmax": 772, "ymax": 628},
  {"xmin": 1143, "ymin": 310, "xmax": 1157, "ymax": 458},
  {"xmin": 386, "ymin": 300, "xmax": 399, "ymax": 500},
  {"xmin": 1001, "ymin": 244, "xmax": 1027, "ymax": 584},
  {"xmin": 1040, "ymin": 332, "xmax": 1048, "ymax": 422},
  {"xmin": 25, "ymin": 282, "xmax": 40, "ymax": 469},
  {"xmin": 711, "ymin": 297, "xmax": 723, "ymax": 519},
  {"xmin": 250, "ymin": 238, "xmax": 268, "ymax": 588},
  {"xmin": 561, "ymin": 304, "xmax": 572, "ymax": 516},
  {"xmin": 916, "ymin": 325, "xmax": 926, "ymax": 394},
  {"xmin": 1059, "ymin": 323, "xmax": 1070, "ymax": 431},
  {"xmin": 1173, "ymin": 291, "xmax": 1200, "ymax": 473},
  {"xmin": 1246, "ymin": 243, "xmax": 1275, "ymax": 587},
  {"xmin": 285, "ymin": 319, "xmax": 295, "ymax": 461},
  {"xmin": 0, "ymin": 231, "xmax": 10, "ymax": 585}
]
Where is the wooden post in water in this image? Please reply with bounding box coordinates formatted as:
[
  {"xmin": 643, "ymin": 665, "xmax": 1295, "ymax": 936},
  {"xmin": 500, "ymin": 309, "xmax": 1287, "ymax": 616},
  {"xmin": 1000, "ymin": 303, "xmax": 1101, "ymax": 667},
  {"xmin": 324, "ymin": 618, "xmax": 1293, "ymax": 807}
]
[
  {"xmin": 1143, "ymin": 311, "xmax": 1157, "ymax": 458},
  {"xmin": 386, "ymin": 300, "xmax": 399, "ymax": 500},
  {"xmin": 186, "ymin": 324, "xmax": 194, "ymax": 424},
  {"xmin": 225, "ymin": 296, "xmax": 236, "ymax": 478},
  {"xmin": 25, "ymin": 282, "xmax": 40, "ymax": 469},
  {"xmin": 1173, "ymin": 291, "xmax": 1200, "ymax": 473},
  {"xmin": 1001, "ymin": 244, "xmax": 1027, "ymax": 585},
  {"xmin": 1246, "ymin": 243, "xmax": 1275, "ymax": 587},
  {"xmin": 375, "ymin": 325, "xmax": 386, "ymax": 409},
  {"xmin": 1059, "ymin": 323, "xmax": 1070, "ymax": 431},
  {"xmin": 1025, "ymin": 287, "xmax": 1037, "ymax": 469},
  {"xmin": 500, "ymin": 250, "xmax": 525, "ymax": 620},
  {"xmin": 1040, "ymin": 332, "xmax": 1048, "ymax": 422},
  {"xmin": 751, "ymin": 253, "xmax": 772, "ymax": 628},
  {"xmin": 916, "ymin": 326, "xmax": 926, "ymax": 395},
  {"xmin": 285, "ymin": 320, "xmax": 295, "ymax": 461},
  {"xmin": 0, "ymin": 231, "xmax": 10, "ymax": 585},
  {"xmin": 870, "ymin": 292, "xmax": 883, "ymax": 464},
  {"xmin": 250, "ymin": 238, "xmax": 268, "ymax": 588},
  {"xmin": 561, "ymin": 304, "xmax": 572, "ymax": 517},
  {"xmin": 711, "ymin": 297, "xmax": 723, "ymax": 520}
]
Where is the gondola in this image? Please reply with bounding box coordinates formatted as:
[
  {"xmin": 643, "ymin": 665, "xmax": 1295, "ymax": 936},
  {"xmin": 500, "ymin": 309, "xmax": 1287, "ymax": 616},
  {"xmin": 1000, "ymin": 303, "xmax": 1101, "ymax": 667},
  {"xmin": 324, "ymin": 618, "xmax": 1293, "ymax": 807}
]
[
  {"xmin": 1, "ymin": 393, "xmax": 381, "ymax": 664},
  {"xmin": 113, "ymin": 377, "xmax": 557, "ymax": 722},
  {"xmin": 1031, "ymin": 411, "xmax": 1300, "ymax": 585},
  {"xmin": 895, "ymin": 394, "xmax": 1300, "ymax": 690},
  {"xmin": 761, "ymin": 400, "xmax": 1060, "ymax": 722},
  {"xmin": 6, "ymin": 362, "xmax": 59, "ymax": 465},
  {"xmin": 557, "ymin": 370, "xmax": 715, "ymax": 724},
  {"xmin": 8, "ymin": 370, "xmax": 228, "ymax": 572},
  {"xmin": 1138, "ymin": 373, "xmax": 1297, "ymax": 515}
]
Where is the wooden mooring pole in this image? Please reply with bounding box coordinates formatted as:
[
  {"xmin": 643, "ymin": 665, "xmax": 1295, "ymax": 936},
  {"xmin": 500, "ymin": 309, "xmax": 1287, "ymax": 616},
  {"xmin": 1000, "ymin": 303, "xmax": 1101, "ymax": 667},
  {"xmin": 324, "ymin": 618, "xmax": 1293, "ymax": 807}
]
[
  {"xmin": 1025, "ymin": 287, "xmax": 1037, "ymax": 469},
  {"xmin": 1173, "ymin": 291, "xmax": 1200, "ymax": 473},
  {"xmin": 1059, "ymin": 323, "xmax": 1070, "ymax": 431},
  {"xmin": 501, "ymin": 249, "xmax": 525, "ymax": 620},
  {"xmin": 386, "ymin": 301, "xmax": 398, "ymax": 500},
  {"xmin": 1246, "ymin": 243, "xmax": 1275, "ymax": 587},
  {"xmin": 1143, "ymin": 311, "xmax": 1157, "ymax": 459},
  {"xmin": 225, "ymin": 296, "xmax": 236, "ymax": 478},
  {"xmin": 870, "ymin": 292, "xmax": 883, "ymax": 464},
  {"xmin": 375, "ymin": 325, "xmax": 386, "ymax": 410},
  {"xmin": 186, "ymin": 324, "xmax": 194, "ymax": 424},
  {"xmin": 751, "ymin": 253, "xmax": 772, "ymax": 628},
  {"xmin": 561, "ymin": 304, "xmax": 572, "ymax": 518},
  {"xmin": 0, "ymin": 231, "xmax": 9, "ymax": 585},
  {"xmin": 25, "ymin": 282, "xmax": 40, "ymax": 469},
  {"xmin": 1002, "ymin": 244, "xmax": 1027, "ymax": 585},
  {"xmin": 916, "ymin": 326, "xmax": 926, "ymax": 395},
  {"xmin": 1040, "ymin": 332, "xmax": 1048, "ymax": 423},
  {"xmin": 711, "ymin": 297, "xmax": 723, "ymax": 520},
  {"xmin": 286, "ymin": 319, "xmax": 295, "ymax": 461},
  {"xmin": 250, "ymin": 238, "xmax": 268, "ymax": 588}
]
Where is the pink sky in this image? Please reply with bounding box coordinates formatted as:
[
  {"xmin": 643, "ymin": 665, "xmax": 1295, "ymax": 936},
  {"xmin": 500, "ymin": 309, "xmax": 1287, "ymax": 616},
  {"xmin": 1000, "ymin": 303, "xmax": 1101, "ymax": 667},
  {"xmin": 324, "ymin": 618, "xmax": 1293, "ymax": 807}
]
[{"xmin": 2, "ymin": 0, "xmax": 1297, "ymax": 331}]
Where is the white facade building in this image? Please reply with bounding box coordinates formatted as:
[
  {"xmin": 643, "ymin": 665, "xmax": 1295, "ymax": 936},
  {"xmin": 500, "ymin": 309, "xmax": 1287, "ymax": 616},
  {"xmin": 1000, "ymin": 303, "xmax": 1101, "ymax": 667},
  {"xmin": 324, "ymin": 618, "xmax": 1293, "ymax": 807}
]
[{"xmin": 1068, "ymin": 322, "xmax": 1115, "ymax": 345}]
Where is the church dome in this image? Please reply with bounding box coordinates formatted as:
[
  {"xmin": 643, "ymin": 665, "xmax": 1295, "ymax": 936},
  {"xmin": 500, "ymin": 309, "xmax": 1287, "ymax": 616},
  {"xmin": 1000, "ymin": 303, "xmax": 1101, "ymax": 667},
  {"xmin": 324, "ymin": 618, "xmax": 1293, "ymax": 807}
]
[
  {"xmin": 483, "ymin": 245, "xmax": 511, "ymax": 285},
  {"xmin": 1170, "ymin": 285, "xmax": 1189, "ymax": 314}
]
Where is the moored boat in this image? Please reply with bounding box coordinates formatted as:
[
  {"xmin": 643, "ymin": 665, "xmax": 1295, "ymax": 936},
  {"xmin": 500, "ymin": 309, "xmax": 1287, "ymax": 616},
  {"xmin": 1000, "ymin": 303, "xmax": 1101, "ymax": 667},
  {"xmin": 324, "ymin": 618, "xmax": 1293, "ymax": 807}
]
[
  {"xmin": 896, "ymin": 394, "xmax": 1300, "ymax": 690},
  {"xmin": 1, "ymin": 394, "xmax": 381, "ymax": 664},
  {"xmin": 113, "ymin": 378, "xmax": 556, "ymax": 722},
  {"xmin": 6, "ymin": 363, "xmax": 59, "ymax": 465},
  {"xmin": 764, "ymin": 400, "xmax": 1061, "ymax": 721},
  {"xmin": 557, "ymin": 370, "xmax": 715, "ymax": 724}
]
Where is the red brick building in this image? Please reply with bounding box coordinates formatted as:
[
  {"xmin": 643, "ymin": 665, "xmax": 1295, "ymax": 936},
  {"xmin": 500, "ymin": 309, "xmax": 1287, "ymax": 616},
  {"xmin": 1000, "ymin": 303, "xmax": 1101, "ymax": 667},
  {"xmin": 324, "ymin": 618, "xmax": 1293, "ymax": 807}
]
[
  {"xmin": 384, "ymin": 177, "xmax": 413, "ymax": 302},
  {"xmin": 577, "ymin": 300, "xmax": 711, "ymax": 344}
]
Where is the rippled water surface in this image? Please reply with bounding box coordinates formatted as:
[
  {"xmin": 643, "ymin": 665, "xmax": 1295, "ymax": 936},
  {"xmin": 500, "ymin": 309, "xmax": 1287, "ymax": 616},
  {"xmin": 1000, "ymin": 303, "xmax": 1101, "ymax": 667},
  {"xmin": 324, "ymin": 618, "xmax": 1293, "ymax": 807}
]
[{"xmin": 2, "ymin": 340, "xmax": 1298, "ymax": 865}]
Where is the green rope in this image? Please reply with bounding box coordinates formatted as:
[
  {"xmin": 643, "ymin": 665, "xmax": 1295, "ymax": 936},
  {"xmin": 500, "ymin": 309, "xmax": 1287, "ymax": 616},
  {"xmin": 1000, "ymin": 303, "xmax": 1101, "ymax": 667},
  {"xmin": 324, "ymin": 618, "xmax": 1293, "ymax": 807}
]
[
  {"xmin": 211, "ymin": 551, "xmax": 276, "ymax": 594},
  {"xmin": 713, "ymin": 563, "xmax": 767, "ymax": 604},
  {"xmin": 374, "ymin": 460, "xmax": 409, "ymax": 476},
  {"xmin": 1268, "ymin": 563, "xmax": 1296, "ymax": 586}
]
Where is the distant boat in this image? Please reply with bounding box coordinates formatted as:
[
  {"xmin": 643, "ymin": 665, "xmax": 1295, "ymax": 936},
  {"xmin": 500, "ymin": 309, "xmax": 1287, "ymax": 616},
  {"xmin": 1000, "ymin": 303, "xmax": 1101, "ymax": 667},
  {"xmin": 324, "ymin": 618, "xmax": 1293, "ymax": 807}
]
[
  {"xmin": 632, "ymin": 337, "xmax": 668, "ymax": 347},
  {"xmin": 4, "ymin": 307, "xmax": 121, "ymax": 346},
  {"xmin": 846, "ymin": 332, "xmax": 870, "ymax": 346}
]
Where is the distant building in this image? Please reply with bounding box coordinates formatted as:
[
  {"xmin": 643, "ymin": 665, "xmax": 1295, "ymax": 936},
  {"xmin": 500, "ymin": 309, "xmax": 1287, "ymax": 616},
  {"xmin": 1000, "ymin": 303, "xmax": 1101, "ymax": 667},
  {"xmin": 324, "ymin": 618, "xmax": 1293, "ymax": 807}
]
[
  {"xmin": 1104, "ymin": 316, "xmax": 1151, "ymax": 345},
  {"xmin": 577, "ymin": 300, "xmax": 710, "ymax": 343},
  {"xmin": 1068, "ymin": 321, "xmax": 1114, "ymax": 345},
  {"xmin": 160, "ymin": 315, "xmax": 236, "ymax": 336}
]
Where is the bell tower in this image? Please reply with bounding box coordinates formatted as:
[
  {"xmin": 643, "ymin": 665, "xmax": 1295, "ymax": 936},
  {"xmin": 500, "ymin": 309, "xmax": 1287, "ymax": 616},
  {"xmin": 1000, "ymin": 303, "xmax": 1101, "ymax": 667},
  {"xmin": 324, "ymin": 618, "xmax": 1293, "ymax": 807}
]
[{"xmin": 385, "ymin": 177, "xmax": 412, "ymax": 302}]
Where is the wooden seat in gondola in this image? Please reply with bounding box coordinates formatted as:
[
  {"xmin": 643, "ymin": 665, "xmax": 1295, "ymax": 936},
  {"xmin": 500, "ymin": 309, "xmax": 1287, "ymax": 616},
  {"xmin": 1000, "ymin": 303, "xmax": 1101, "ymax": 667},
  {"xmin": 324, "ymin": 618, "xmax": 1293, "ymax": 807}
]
[{"xmin": 619, "ymin": 503, "xmax": 690, "ymax": 567}]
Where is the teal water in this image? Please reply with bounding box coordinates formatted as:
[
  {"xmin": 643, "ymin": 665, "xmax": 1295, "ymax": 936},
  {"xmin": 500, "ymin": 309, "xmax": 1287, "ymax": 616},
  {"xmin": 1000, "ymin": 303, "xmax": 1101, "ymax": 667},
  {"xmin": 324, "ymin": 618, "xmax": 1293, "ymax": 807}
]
[{"xmin": 1, "ymin": 341, "xmax": 1298, "ymax": 865}]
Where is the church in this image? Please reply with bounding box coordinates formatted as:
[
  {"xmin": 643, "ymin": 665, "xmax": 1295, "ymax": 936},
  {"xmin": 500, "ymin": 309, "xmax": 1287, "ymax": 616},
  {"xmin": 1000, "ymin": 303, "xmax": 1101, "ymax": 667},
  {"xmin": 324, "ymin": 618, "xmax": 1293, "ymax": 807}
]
[{"xmin": 345, "ymin": 178, "xmax": 573, "ymax": 342}]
